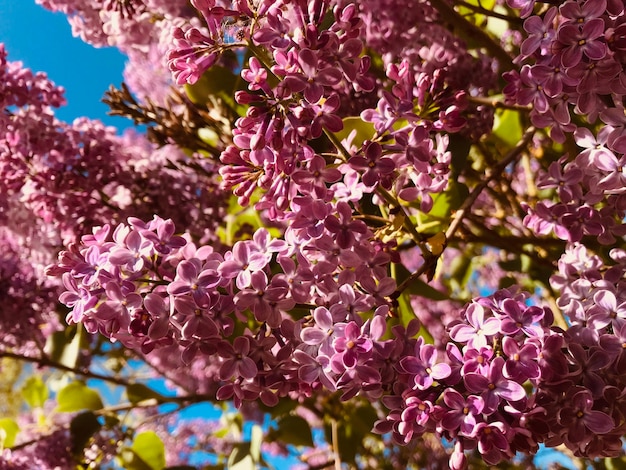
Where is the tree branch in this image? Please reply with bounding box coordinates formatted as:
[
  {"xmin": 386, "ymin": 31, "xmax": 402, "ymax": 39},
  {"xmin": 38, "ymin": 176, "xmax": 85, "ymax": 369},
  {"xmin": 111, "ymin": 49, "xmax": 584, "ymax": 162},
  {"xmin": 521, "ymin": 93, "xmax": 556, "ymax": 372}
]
[
  {"xmin": 427, "ymin": 0, "xmax": 515, "ymax": 72},
  {"xmin": 444, "ymin": 126, "xmax": 536, "ymax": 241},
  {"xmin": 0, "ymin": 350, "xmax": 133, "ymax": 387}
]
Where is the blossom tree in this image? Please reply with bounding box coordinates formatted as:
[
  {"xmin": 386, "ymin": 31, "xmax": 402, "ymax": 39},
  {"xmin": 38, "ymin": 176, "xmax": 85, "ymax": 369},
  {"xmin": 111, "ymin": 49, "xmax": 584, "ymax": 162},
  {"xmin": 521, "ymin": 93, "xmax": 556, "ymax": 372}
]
[{"xmin": 1, "ymin": 0, "xmax": 625, "ymax": 468}]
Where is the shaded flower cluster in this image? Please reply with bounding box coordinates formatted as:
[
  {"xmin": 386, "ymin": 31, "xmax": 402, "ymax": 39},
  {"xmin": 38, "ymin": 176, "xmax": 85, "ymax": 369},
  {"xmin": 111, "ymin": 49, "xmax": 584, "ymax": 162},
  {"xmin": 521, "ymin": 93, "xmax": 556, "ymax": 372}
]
[
  {"xmin": 503, "ymin": 1, "xmax": 626, "ymax": 246},
  {"xmin": 374, "ymin": 286, "xmax": 622, "ymax": 468},
  {"xmin": 50, "ymin": 216, "xmax": 399, "ymax": 406}
]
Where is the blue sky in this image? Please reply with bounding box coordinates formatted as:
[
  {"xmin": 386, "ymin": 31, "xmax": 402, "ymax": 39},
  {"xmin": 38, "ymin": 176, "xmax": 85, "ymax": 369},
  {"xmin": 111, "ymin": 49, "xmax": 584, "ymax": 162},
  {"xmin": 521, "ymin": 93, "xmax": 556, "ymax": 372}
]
[{"xmin": 0, "ymin": 0, "xmax": 131, "ymax": 130}]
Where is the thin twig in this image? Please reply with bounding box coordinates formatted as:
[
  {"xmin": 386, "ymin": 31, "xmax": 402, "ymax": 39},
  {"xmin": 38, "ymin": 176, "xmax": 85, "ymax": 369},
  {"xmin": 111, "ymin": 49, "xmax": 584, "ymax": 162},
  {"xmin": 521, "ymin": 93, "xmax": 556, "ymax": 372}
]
[
  {"xmin": 453, "ymin": 0, "xmax": 524, "ymax": 24},
  {"xmin": 393, "ymin": 127, "xmax": 536, "ymax": 296},
  {"xmin": 427, "ymin": 0, "xmax": 515, "ymax": 72},
  {"xmin": 0, "ymin": 350, "xmax": 218, "ymax": 412},
  {"xmin": 468, "ymin": 96, "xmax": 532, "ymax": 111},
  {"xmin": 331, "ymin": 418, "xmax": 342, "ymax": 470},
  {"xmin": 445, "ymin": 126, "xmax": 536, "ymax": 241},
  {"xmin": 0, "ymin": 350, "xmax": 132, "ymax": 387}
]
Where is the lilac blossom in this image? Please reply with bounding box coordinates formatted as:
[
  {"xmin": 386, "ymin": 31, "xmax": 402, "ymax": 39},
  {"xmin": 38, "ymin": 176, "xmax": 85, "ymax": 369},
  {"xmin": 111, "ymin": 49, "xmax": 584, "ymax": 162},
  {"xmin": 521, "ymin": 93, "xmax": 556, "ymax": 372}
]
[
  {"xmin": 449, "ymin": 303, "xmax": 501, "ymax": 349},
  {"xmin": 398, "ymin": 338, "xmax": 451, "ymax": 390},
  {"xmin": 464, "ymin": 357, "xmax": 527, "ymax": 413},
  {"xmin": 440, "ymin": 389, "xmax": 485, "ymax": 437}
]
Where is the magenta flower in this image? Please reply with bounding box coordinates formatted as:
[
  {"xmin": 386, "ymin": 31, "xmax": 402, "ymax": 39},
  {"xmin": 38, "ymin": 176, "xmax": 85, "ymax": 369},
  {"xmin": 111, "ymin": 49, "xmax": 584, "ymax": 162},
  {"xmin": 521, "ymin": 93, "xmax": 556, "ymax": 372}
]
[
  {"xmin": 324, "ymin": 201, "xmax": 368, "ymax": 249},
  {"xmin": 557, "ymin": 390, "xmax": 615, "ymax": 443},
  {"xmin": 349, "ymin": 141, "xmax": 396, "ymax": 188},
  {"xmin": 440, "ymin": 389, "xmax": 485, "ymax": 436},
  {"xmin": 294, "ymin": 350, "xmax": 336, "ymax": 391},
  {"xmin": 520, "ymin": 7, "xmax": 557, "ymax": 57},
  {"xmin": 95, "ymin": 281, "xmax": 141, "ymax": 331},
  {"xmin": 74, "ymin": 245, "xmax": 112, "ymax": 287},
  {"xmin": 108, "ymin": 229, "xmax": 151, "ymax": 272},
  {"xmin": 218, "ymin": 240, "xmax": 269, "ymax": 289},
  {"xmin": 58, "ymin": 272, "xmax": 98, "ymax": 324},
  {"xmin": 290, "ymin": 197, "xmax": 331, "ymax": 239},
  {"xmin": 464, "ymin": 357, "xmax": 526, "ymax": 413},
  {"xmin": 291, "ymin": 155, "xmax": 342, "ymax": 198},
  {"xmin": 449, "ymin": 303, "xmax": 500, "ymax": 349},
  {"xmin": 281, "ymin": 48, "xmax": 343, "ymax": 103},
  {"xmin": 331, "ymin": 321, "xmax": 373, "ymax": 370},
  {"xmin": 497, "ymin": 299, "xmax": 544, "ymax": 337},
  {"xmin": 301, "ymin": 306, "xmax": 346, "ymax": 357},
  {"xmin": 401, "ymin": 395, "xmax": 434, "ymax": 428},
  {"xmin": 291, "ymin": 93, "xmax": 343, "ymax": 139},
  {"xmin": 588, "ymin": 290, "xmax": 626, "ymax": 330},
  {"xmin": 141, "ymin": 218, "xmax": 186, "ymax": 255},
  {"xmin": 501, "ymin": 337, "xmax": 540, "ymax": 382},
  {"xmin": 475, "ymin": 422, "xmax": 511, "ymax": 465},
  {"xmin": 173, "ymin": 296, "xmax": 219, "ymax": 340},
  {"xmin": 559, "ymin": 0, "xmax": 607, "ymax": 24},
  {"xmin": 516, "ymin": 65, "xmax": 550, "ymax": 113},
  {"xmin": 399, "ymin": 339, "xmax": 451, "ymax": 390},
  {"xmin": 556, "ymin": 19, "xmax": 607, "ymax": 68},
  {"xmin": 241, "ymin": 57, "xmax": 269, "ymax": 93},
  {"xmin": 235, "ymin": 271, "xmax": 293, "ymax": 328},
  {"xmin": 461, "ymin": 346, "xmax": 494, "ymax": 376},
  {"xmin": 167, "ymin": 259, "xmax": 220, "ymax": 307},
  {"xmin": 167, "ymin": 27, "xmax": 220, "ymax": 85},
  {"xmin": 218, "ymin": 336, "xmax": 258, "ymax": 380},
  {"xmin": 507, "ymin": 0, "xmax": 536, "ymax": 17},
  {"xmin": 143, "ymin": 293, "xmax": 171, "ymax": 340}
]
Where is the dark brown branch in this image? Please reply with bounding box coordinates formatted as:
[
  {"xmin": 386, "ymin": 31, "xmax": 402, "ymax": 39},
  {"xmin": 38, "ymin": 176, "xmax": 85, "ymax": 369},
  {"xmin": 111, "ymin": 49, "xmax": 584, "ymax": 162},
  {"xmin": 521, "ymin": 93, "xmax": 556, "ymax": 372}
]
[
  {"xmin": 453, "ymin": 0, "xmax": 525, "ymax": 24},
  {"xmin": 427, "ymin": 0, "xmax": 516, "ymax": 72},
  {"xmin": 102, "ymin": 83, "xmax": 230, "ymax": 157},
  {"xmin": 392, "ymin": 127, "xmax": 536, "ymax": 296},
  {"xmin": 0, "ymin": 350, "xmax": 132, "ymax": 387},
  {"xmin": 445, "ymin": 126, "xmax": 536, "ymax": 241}
]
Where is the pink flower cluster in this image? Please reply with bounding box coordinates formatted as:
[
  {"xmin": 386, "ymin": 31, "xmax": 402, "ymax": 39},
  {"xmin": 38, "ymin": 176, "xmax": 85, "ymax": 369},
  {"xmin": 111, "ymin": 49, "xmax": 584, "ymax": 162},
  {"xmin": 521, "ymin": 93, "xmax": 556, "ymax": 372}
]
[
  {"xmin": 503, "ymin": 0, "xmax": 626, "ymax": 245},
  {"xmin": 166, "ymin": 0, "xmax": 497, "ymax": 224},
  {"xmin": 375, "ymin": 285, "xmax": 623, "ymax": 467},
  {"xmin": 49, "ymin": 215, "xmax": 398, "ymax": 407},
  {"xmin": 51, "ymin": 214, "xmax": 626, "ymax": 466}
]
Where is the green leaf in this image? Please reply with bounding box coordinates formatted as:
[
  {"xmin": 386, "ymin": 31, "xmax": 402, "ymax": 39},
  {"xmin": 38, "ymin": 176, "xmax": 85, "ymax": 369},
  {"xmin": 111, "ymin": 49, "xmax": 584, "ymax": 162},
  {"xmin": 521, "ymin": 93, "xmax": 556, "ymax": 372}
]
[
  {"xmin": 605, "ymin": 456, "xmax": 626, "ymax": 470},
  {"xmin": 396, "ymin": 292, "xmax": 434, "ymax": 344},
  {"xmin": 394, "ymin": 264, "xmax": 448, "ymax": 301},
  {"xmin": 44, "ymin": 325, "xmax": 82, "ymax": 369},
  {"xmin": 217, "ymin": 196, "xmax": 267, "ymax": 245},
  {"xmin": 228, "ymin": 443, "xmax": 255, "ymax": 470},
  {"xmin": 126, "ymin": 383, "xmax": 165, "ymax": 405},
  {"xmin": 493, "ymin": 109, "xmax": 522, "ymax": 147},
  {"xmin": 333, "ymin": 117, "xmax": 376, "ymax": 148},
  {"xmin": 56, "ymin": 381, "xmax": 104, "ymax": 412},
  {"xmin": 249, "ymin": 425, "xmax": 262, "ymax": 463},
  {"xmin": 428, "ymin": 180, "xmax": 469, "ymax": 221},
  {"xmin": 21, "ymin": 375, "xmax": 48, "ymax": 409},
  {"xmin": 259, "ymin": 397, "xmax": 298, "ymax": 417},
  {"xmin": 323, "ymin": 404, "xmax": 378, "ymax": 465},
  {"xmin": 499, "ymin": 276, "xmax": 517, "ymax": 289},
  {"xmin": 0, "ymin": 418, "xmax": 19, "ymax": 448},
  {"xmin": 270, "ymin": 415, "xmax": 313, "ymax": 447},
  {"xmin": 499, "ymin": 258, "xmax": 522, "ymax": 272},
  {"xmin": 120, "ymin": 449, "xmax": 153, "ymax": 470},
  {"xmin": 198, "ymin": 127, "xmax": 220, "ymax": 147},
  {"xmin": 70, "ymin": 411, "xmax": 102, "ymax": 455},
  {"xmin": 405, "ymin": 277, "xmax": 448, "ymax": 301},
  {"xmin": 125, "ymin": 431, "xmax": 166, "ymax": 470},
  {"xmin": 456, "ymin": 0, "xmax": 495, "ymax": 26},
  {"xmin": 184, "ymin": 65, "xmax": 239, "ymax": 105}
]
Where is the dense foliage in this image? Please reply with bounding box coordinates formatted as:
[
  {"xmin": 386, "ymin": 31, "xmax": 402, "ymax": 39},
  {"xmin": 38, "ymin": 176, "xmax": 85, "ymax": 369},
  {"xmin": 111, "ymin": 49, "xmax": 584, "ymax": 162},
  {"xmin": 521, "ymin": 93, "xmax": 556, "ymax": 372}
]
[{"xmin": 1, "ymin": 0, "xmax": 625, "ymax": 468}]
